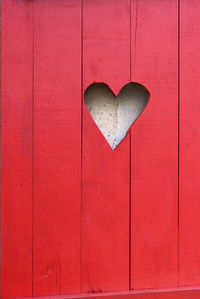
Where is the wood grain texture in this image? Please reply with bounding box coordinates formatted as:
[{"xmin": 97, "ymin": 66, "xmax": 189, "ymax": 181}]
[
  {"xmin": 131, "ymin": 0, "xmax": 179, "ymax": 288},
  {"xmin": 19, "ymin": 286, "xmax": 200, "ymax": 299},
  {"xmin": 1, "ymin": 0, "xmax": 33, "ymax": 298},
  {"xmin": 179, "ymin": 0, "xmax": 200, "ymax": 286},
  {"xmin": 33, "ymin": 0, "xmax": 81, "ymax": 295},
  {"xmin": 82, "ymin": 0, "xmax": 131, "ymax": 292},
  {"xmin": 3, "ymin": 0, "xmax": 200, "ymax": 296}
]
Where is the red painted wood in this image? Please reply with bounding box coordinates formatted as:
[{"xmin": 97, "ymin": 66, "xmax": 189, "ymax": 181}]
[
  {"xmin": 82, "ymin": 0, "xmax": 130, "ymax": 292},
  {"xmin": 3, "ymin": 0, "xmax": 200, "ymax": 296},
  {"xmin": 33, "ymin": 0, "xmax": 81, "ymax": 295},
  {"xmin": 1, "ymin": 0, "xmax": 33, "ymax": 298},
  {"xmin": 19, "ymin": 286, "xmax": 200, "ymax": 299},
  {"xmin": 179, "ymin": 0, "xmax": 200, "ymax": 286},
  {"xmin": 131, "ymin": 0, "xmax": 179, "ymax": 288}
]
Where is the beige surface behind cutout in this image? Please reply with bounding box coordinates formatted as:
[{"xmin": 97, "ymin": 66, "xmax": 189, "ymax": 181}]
[{"xmin": 84, "ymin": 83, "xmax": 149, "ymax": 149}]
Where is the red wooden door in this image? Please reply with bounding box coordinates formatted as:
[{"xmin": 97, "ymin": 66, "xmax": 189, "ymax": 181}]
[{"xmin": 1, "ymin": 1, "xmax": 200, "ymax": 299}]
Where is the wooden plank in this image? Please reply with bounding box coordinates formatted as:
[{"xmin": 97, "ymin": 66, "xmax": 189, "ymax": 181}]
[
  {"xmin": 1, "ymin": 0, "xmax": 33, "ymax": 298},
  {"xmin": 33, "ymin": 0, "xmax": 81, "ymax": 295},
  {"xmin": 19, "ymin": 286, "xmax": 200, "ymax": 299},
  {"xmin": 179, "ymin": 0, "xmax": 200, "ymax": 286},
  {"xmin": 82, "ymin": 0, "xmax": 131, "ymax": 292},
  {"xmin": 131, "ymin": 0, "xmax": 179, "ymax": 288}
]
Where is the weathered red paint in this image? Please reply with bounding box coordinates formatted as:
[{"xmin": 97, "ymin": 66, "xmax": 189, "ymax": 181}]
[
  {"xmin": 179, "ymin": 0, "xmax": 200, "ymax": 286},
  {"xmin": 131, "ymin": 0, "xmax": 179, "ymax": 288},
  {"xmin": 1, "ymin": 0, "xmax": 33, "ymax": 297},
  {"xmin": 18, "ymin": 287, "xmax": 200, "ymax": 299},
  {"xmin": 33, "ymin": 0, "xmax": 82, "ymax": 295},
  {"xmin": 82, "ymin": 0, "xmax": 130, "ymax": 292},
  {"xmin": 1, "ymin": 0, "xmax": 200, "ymax": 299}
]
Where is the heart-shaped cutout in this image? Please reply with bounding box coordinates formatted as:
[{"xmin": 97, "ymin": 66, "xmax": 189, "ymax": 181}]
[{"xmin": 84, "ymin": 83, "xmax": 150, "ymax": 149}]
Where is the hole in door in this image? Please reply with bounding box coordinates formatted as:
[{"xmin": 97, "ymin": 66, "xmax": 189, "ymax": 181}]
[{"xmin": 84, "ymin": 82, "xmax": 150, "ymax": 149}]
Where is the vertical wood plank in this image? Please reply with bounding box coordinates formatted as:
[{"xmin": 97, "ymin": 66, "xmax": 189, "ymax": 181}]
[
  {"xmin": 33, "ymin": 0, "xmax": 81, "ymax": 295},
  {"xmin": 1, "ymin": 0, "xmax": 33, "ymax": 298},
  {"xmin": 131, "ymin": 0, "xmax": 179, "ymax": 288},
  {"xmin": 82, "ymin": 0, "xmax": 130, "ymax": 292},
  {"xmin": 179, "ymin": 0, "xmax": 200, "ymax": 286}
]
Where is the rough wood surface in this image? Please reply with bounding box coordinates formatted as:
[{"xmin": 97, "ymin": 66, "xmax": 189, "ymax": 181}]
[
  {"xmin": 179, "ymin": 0, "xmax": 200, "ymax": 286},
  {"xmin": 131, "ymin": 0, "xmax": 179, "ymax": 289},
  {"xmin": 18, "ymin": 286, "xmax": 200, "ymax": 299},
  {"xmin": 33, "ymin": 0, "xmax": 82, "ymax": 295},
  {"xmin": 2, "ymin": 0, "xmax": 200, "ymax": 298},
  {"xmin": 82, "ymin": 0, "xmax": 130, "ymax": 292},
  {"xmin": 1, "ymin": 0, "xmax": 33, "ymax": 298}
]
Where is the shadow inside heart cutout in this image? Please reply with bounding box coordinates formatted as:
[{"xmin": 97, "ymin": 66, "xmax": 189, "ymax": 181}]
[{"xmin": 84, "ymin": 82, "xmax": 150, "ymax": 150}]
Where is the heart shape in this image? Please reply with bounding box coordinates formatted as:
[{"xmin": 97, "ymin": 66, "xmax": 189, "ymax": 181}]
[{"xmin": 84, "ymin": 83, "xmax": 150, "ymax": 150}]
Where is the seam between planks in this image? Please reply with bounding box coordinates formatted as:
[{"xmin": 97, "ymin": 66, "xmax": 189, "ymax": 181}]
[
  {"xmin": 129, "ymin": 0, "xmax": 132, "ymax": 291},
  {"xmin": 129, "ymin": 0, "xmax": 139, "ymax": 290},
  {"xmin": 32, "ymin": 0, "xmax": 35, "ymax": 296},
  {"xmin": 81, "ymin": 0, "xmax": 84, "ymax": 293},
  {"xmin": 178, "ymin": 0, "xmax": 180, "ymax": 287}
]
